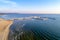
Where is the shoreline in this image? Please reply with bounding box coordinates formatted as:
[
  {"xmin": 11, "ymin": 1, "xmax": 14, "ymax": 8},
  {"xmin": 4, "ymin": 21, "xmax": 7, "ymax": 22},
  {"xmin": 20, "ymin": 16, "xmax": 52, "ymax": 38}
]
[{"xmin": 0, "ymin": 19, "xmax": 13, "ymax": 40}]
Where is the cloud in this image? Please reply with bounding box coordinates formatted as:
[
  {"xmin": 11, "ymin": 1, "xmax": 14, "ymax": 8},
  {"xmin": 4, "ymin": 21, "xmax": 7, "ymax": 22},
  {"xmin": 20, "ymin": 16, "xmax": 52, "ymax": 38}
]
[{"xmin": 0, "ymin": 0, "xmax": 17, "ymax": 7}]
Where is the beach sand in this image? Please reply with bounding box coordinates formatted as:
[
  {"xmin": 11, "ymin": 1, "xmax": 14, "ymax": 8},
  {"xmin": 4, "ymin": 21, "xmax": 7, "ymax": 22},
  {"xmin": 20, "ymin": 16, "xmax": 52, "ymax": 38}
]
[{"xmin": 0, "ymin": 19, "xmax": 13, "ymax": 40}]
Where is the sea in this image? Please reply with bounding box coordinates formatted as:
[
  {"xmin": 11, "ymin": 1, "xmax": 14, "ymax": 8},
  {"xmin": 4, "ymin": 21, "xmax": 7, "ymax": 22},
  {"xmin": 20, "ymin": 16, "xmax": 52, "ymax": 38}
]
[{"xmin": 0, "ymin": 13, "xmax": 60, "ymax": 40}]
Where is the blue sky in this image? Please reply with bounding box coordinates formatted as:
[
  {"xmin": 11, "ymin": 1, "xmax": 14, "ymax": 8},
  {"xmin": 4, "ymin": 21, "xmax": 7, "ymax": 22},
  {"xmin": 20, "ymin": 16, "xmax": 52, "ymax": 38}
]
[{"xmin": 0, "ymin": 0, "xmax": 60, "ymax": 13}]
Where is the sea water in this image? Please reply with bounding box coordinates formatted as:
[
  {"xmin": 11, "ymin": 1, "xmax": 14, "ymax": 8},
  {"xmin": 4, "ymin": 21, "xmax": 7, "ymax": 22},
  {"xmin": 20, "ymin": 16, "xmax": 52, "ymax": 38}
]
[{"xmin": 0, "ymin": 13, "xmax": 60, "ymax": 40}]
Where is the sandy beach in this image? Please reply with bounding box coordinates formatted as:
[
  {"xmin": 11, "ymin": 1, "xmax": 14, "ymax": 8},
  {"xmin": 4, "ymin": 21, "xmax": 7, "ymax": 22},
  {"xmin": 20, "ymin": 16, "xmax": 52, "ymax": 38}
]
[{"xmin": 0, "ymin": 18, "xmax": 13, "ymax": 40}]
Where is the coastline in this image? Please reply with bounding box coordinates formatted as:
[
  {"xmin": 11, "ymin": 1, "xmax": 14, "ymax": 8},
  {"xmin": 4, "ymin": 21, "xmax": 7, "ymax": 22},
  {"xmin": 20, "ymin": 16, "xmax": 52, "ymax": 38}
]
[{"xmin": 0, "ymin": 19, "xmax": 13, "ymax": 40}]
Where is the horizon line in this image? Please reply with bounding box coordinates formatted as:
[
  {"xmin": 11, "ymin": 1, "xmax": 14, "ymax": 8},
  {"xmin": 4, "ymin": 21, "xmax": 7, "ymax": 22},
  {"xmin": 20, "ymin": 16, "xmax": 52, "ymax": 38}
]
[{"xmin": 0, "ymin": 13, "xmax": 60, "ymax": 14}]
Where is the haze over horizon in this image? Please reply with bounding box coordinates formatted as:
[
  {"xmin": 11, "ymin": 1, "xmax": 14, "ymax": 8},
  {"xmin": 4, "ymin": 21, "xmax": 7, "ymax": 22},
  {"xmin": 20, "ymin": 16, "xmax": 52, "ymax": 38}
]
[{"xmin": 0, "ymin": 0, "xmax": 60, "ymax": 14}]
